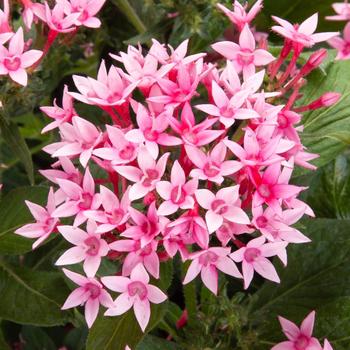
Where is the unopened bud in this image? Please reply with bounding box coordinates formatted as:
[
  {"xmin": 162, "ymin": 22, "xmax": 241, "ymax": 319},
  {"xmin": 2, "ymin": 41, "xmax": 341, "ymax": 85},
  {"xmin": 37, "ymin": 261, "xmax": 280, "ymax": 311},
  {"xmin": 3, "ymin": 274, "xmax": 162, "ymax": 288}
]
[
  {"xmin": 307, "ymin": 48, "xmax": 327, "ymax": 68},
  {"xmin": 306, "ymin": 92, "xmax": 341, "ymax": 111},
  {"xmin": 143, "ymin": 191, "xmax": 157, "ymax": 206}
]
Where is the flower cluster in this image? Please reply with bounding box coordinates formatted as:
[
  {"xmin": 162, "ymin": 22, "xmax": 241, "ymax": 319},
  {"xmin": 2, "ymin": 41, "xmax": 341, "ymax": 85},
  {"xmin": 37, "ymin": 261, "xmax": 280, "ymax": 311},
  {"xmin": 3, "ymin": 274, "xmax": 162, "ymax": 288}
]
[
  {"xmin": 327, "ymin": 1, "xmax": 350, "ymax": 60},
  {"xmin": 272, "ymin": 311, "xmax": 334, "ymax": 350},
  {"xmin": 0, "ymin": 0, "xmax": 105, "ymax": 86},
  {"xmin": 16, "ymin": 0, "xmax": 341, "ymax": 331}
]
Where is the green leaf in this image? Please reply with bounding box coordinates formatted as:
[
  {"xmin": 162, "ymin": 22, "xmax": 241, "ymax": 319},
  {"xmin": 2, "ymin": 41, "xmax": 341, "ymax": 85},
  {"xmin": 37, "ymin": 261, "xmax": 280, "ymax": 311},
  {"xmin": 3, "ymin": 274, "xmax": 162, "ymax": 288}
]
[
  {"xmin": 136, "ymin": 335, "xmax": 181, "ymax": 350},
  {"xmin": 0, "ymin": 186, "xmax": 50, "ymax": 255},
  {"xmin": 0, "ymin": 110, "xmax": 34, "ymax": 185},
  {"xmin": 21, "ymin": 326, "xmax": 56, "ymax": 350},
  {"xmin": 86, "ymin": 302, "xmax": 168, "ymax": 350},
  {"xmin": 0, "ymin": 326, "xmax": 9, "ymax": 350},
  {"xmin": 157, "ymin": 260, "xmax": 174, "ymax": 291},
  {"xmin": 248, "ymin": 218, "xmax": 350, "ymax": 347},
  {"xmin": 0, "ymin": 262, "xmax": 74, "ymax": 326},
  {"xmin": 297, "ymin": 59, "xmax": 350, "ymax": 171},
  {"xmin": 306, "ymin": 152, "xmax": 350, "ymax": 219}
]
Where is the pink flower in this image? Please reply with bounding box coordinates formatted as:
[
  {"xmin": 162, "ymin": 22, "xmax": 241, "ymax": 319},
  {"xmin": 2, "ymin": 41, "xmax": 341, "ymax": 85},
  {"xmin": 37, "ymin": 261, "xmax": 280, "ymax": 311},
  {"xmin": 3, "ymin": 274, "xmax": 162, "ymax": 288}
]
[
  {"xmin": 272, "ymin": 13, "xmax": 338, "ymax": 47},
  {"xmin": 121, "ymin": 202, "xmax": 168, "ymax": 248},
  {"xmin": 44, "ymin": 1, "xmax": 79, "ymax": 33},
  {"xmin": 114, "ymin": 147, "xmax": 169, "ymax": 201},
  {"xmin": 326, "ymin": 2, "xmax": 350, "ymax": 21},
  {"xmin": 52, "ymin": 167, "xmax": 101, "ymax": 226},
  {"xmin": 93, "ymin": 125, "xmax": 138, "ymax": 165},
  {"xmin": 196, "ymin": 81, "xmax": 259, "ymax": 128},
  {"xmin": 328, "ymin": 22, "xmax": 350, "ymax": 60},
  {"xmin": 109, "ymin": 238, "xmax": 160, "ymax": 278},
  {"xmin": 84, "ymin": 185, "xmax": 130, "ymax": 233},
  {"xmin": 216, "ymin": 220, "xmax": 253, "ymax": 246},
  {"xmin": 21, "ymin": 0, "xmax": 46, "ymax": 30},
  {"xmin": 70, "ymin": 61, "xmax": 137, "ymax": 106},
  {"xmin": 169, "ymin": 103, "xmax": 223, "ymax": 146},
  {"xmin": 252, "ymin": 163, "xmax": 304, "ymax": 216},
  {"xmin": 323, "ymin": 339, "xmax": 333, "ymax": 350},
  {"xmin": 125, "ymin": 102, "xmax": 181, "ymax": 158},
  {"xmin": 217, "ymin": 0, "xmax": 263, "ymax": 31},
  {"xmin": 185, "ymin": 142, "xmax": 242, "ymax": 184},
  {"xmin": 195, "ymin": 186, "xmax": 250, "ymax": 233},
  {"xmin": 40, "ymin": 85, "xmax": 76, "ymax": 133},
  {"xmin": 61, "ymin": 268, "xmax": 114, "ymax": 328},
  {"xmin": 15, "ymin": 188, "xmax": 59, "ymax": 249},
  {"xmin": 183, "ymin": 247, "xmax": 242, "ymax": 294},
  {"xmin": 56, "ymin": 220, "xmax": 109, "ymax": 277},
  {"xmin": 156, "ymin": 160, "xmax": 198, "ymax": 216},
  {"xmin": 230, "ymin": 236, "xmax": 287, "ymax": 289},
  {"xmin": 0, "ymin": 27, "xmax": 42, "ymax": 86},
  {"xmin": 212, "ymin": 24, "xmax": 275, "ymax": 79},
  {"xmin": 272, "ymin": 311, "xmax": 322, "ymax": 350},
  {"xmin": 102, "ymin": 264, "xmax": 167, "ymax": 331},
  {"xmin": 43, "ymin": 116, "xmax": 102, "ymax": 167},
  {"xmin": 63, "ymin": 0, "xmax": 106, "ymax": 28}
]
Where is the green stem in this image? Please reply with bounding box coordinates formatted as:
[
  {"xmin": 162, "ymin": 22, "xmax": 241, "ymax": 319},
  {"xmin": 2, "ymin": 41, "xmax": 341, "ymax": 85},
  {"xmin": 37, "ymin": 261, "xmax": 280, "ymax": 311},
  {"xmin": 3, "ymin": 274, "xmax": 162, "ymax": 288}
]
[{"xmin": 110, "ymin": 0, "xmax": 146, "ymax": 34}]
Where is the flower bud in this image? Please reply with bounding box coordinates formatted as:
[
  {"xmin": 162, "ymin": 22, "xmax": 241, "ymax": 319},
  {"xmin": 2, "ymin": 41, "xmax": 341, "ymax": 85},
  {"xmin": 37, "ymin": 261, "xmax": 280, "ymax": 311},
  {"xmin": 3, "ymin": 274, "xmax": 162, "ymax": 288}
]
[
  {"xmin": 143, "ymin": 191, "xmax": 157, "ymax": 206},
  {"xmin": 307, "ymin": 92, "xmax": 341, "ymax": 110},
  {"xmin": 307, "ymin": 48, "xmax": 327, "ymax": 68}
]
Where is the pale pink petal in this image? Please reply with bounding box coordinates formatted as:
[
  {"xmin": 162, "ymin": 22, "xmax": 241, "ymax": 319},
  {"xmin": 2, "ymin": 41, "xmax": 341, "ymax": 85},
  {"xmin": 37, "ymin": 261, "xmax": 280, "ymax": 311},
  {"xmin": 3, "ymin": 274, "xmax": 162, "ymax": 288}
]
[
  {"xmin": 211, "ymin": 41, "xmax": 240, "ymax": 60},
  {"xmin": 157, "ymin": 200, "xmax": 178, "ymax": 216},
  {"xmin": 300, "ymin": 311, "xmax": 316, "ymax": 337},
  {"xmin": 9, "ymin": 68, "xmax": 27, "ymax": 86},
  {"xmin": 299, "ymin": 13, "xmax": 318, "ymax": 35},
  {"xmin": 253, "ymin": 257, "xmax": 280, "ymax": 283},
  {"xmin": 278, "ymin": 316, "xmax": 300, "ymax": 341},
  {"xmin": 105, "ymin": 293, "xmax": 133, "ymax": 316},
  {"xmin": 271, "ymin": 342, "xmax": 295, "ymax": 350},
  {"xmin": 201, "ymin": 265, "xmax": 218, "ymax": 294},
  {"xmin": 130, "ymin": 263, "xmax": 150, "ymax": 284},
  {"xmin": 62, "ymin": 287, "xmax": 89, "ymax": 309},
  {"xmin": 134, "ymin": 298, "xmax": 150, "ymax": 332},
  {"xmin": 242, "ymin": 260, "xmax": 254, "ymax": 289},
  {"xmin": 56, "ymin": 246, "xmax": 86, "ymax": 266},
  {"xmin": 146, "ymin": 285, "xmax": 167, "ymax": 304},
  {"xmin": 183, "ymin": 259, "xmax": 201, "ymax": 284},
  {"xmin": 216, "ymin": 257, "xmax": 242, "ymax": 278},
  {"xmin": 195, "ymin": 189, "xmax": 215, "ymax": 209},
  {"xmin": 84, "ymin": 255, "xmax": 101, "ymax": 277},
  {"xmin": 85, "ymin": 297, "xmax": 100, "ymax": 328},
  {"xmin": 239, "ymin": 24, "xmax": 256, "ymax": 51},
  {"xmin": 101, "ymin": 276, "xmax": 130, "ymax": 293},
  {"xmin": 156, "ymin": 181, "xmax": 172, "ymax": 200},
  {"xmin": 205, "ymin": 210, "xmax": 223, "ymax": 234}
]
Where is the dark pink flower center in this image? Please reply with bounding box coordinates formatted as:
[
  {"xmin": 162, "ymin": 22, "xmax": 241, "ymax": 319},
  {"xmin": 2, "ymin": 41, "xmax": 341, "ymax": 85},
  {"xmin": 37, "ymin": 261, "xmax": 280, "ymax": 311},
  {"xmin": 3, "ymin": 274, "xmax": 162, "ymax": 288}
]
[
  {"xmin": 343, "ymin": 42, "xmax": 350, "ymax": 55},
  {"xmin": 144, "ymin": 128, "xmax": 159, "ymax": 141},
  {"xmin": 244, "ymin": 247, "xmax": 261, "ymax": 263},
  {"xmin": 237, "ymin": 49, "xmax": 254, "ymax": 66},
  {"xmin": 258, "ymin": 184, "xmax": 272, "ymax": 199},
  {"xmin": 211, "ymin": 199, "xmax": 228, "ymax": 214},
  {"xmin": 142, "ymin": 169, "xmax": 159, "ymax": 187},
  {"xmin": 203, "ymin": 162, "xmax": 220, "ymax": 177},
  {"xmin": 85, "ymin": 282, "xmax": 101, "ymax": 299},
  {"xmin": 183, "ymin": 129, "xmax": 198, "ymax": 144},
  {"xmin": 198, "ymin": 251, "xmax": 218, "ymax": 266},
  {"xmin": 4, "ymin": 56, "xmax": 21, "ymax": 71},
  {"xmin": 108, "ymin": 208, "xmax": 124, "ymax": 224},
  {"xmin": 128, "ymin": 281, "xmax": 148, "ymax": 300},
  {"xmin": 119, "ymin": 144, "xmax": 135, "ymax": 160},
  {"xmin": 141, "ymin": 220, "xmax": 158, "ymax": 236},
  {"xmin": 85, "ymin": 236, "xmax": 100, "ymax": 256},
  {"xmin": 278, "ymin": 114, "xmax": 289, "ymax": 128},
  {"xmin": 294, "ymin": 334, "xmax": 310, "ymax": 350},
  {"xmin": 79, "ymin": 193, "xmax": 93, "ymax": 209},
  {"xmin": 256, "ymin": 215, "xmax": 268, "ymax": 228},
  {"xmin": 78, "ymin": 9, "xmax": 89, "ymax": 22},
  {"xmin": 219, "ymin": 106, "xmax": 235, "ymax": 118},
  {"xmin": 170, "ymin": 185, "xmax": 186, "ymax": 204}
]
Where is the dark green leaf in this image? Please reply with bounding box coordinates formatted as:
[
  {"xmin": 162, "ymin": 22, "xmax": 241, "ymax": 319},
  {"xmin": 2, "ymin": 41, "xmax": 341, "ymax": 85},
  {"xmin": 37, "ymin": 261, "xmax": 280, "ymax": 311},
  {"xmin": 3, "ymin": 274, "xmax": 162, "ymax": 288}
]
[
  {"xmin": 86, "ymin": 302, "xmax": 168, "ymax": 350},
  {"xmin": 0, "ymin": 262, "xmax": 74, "ymax": 326},
  {"xmin": 0, "ymin": 326, "xmax": 9, "ymax": 350},
  {"xmin": 0, "ymin": 186, "xmax": 50, "ymax": 255},
  {"xmin": 249, "ymin": 218, "xmax": 350, "ymax": 347},
  {"xmin": 0, "ymin": 110, "xmax": 34, "ymax": 185},
  {"xmin": 21, "ymin": 326, "xmax": 56, "ymax": 350},
  {"xmin": 136, "ymin": 335, "xmax": 181, "ymax": 350}
]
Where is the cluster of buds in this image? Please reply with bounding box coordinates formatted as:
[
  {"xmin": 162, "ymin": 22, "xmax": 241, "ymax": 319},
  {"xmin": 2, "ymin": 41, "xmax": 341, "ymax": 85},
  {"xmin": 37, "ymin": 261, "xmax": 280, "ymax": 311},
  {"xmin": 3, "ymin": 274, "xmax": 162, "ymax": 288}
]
[
  {"xmin": 327, "ymin": 0, "xmax": 350, "ymax": 59},
  {"xmin": 0, "ymin": 0, "xmax": 105, "ymax": 86},
  {"xmin": 15, "ymin": 0, "xmax": 341, "ymax": 334}
]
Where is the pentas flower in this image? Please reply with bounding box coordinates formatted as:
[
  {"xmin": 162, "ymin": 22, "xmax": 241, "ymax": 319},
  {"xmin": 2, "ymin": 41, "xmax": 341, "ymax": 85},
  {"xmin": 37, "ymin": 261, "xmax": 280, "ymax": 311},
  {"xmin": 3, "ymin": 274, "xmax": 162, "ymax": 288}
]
[
  {"xmin": 52, "ymin": 167, "xmax": 101, "ymax": 226},
  {"xmin": 62, "ymin": 0, "xmax": 106, "ymax": 28},
  {"xmin": 102, "ymin": 264, "xmax": 167, "ymax": 332},
  {"xmin": 56, "ymin": 220, "xmax": 109, "ymax": 277},
  {"xmin": 84, "ymin": 185, "xmax": 130, "ymax": 233},
  {"xmin": 216, "ymin": 220, "xmax": 253, "ymax": 246},
  {"xmin": 43, "ymin": 116, "xmax": 102, "ymax": 167},
  {"xmin": 114, "ymin": 147, "xmax": 170, "ymax": 201},
  {"xmin": 156, "ymin": 161, "xmax": 198, "ymax": 216},
  {"xmin": 217, "ymin": 0, "xmax": 263, "ymax": 31},
  {"xmin": 326, "ymin": 2, "xmax": 350, "ymax": 21},
  {"xmin": 328, "ymin": 22, "xmax": 350, "ymax": 60},
  {"xmin": 109, "ymin": 238, "xmax": 160, "ymax": 278},
  {"xmin": 70, "ymin": 61, "xmax": 137, "ymax": 106},
  {"xmin": 272, "ymin": 13, "xmax": 338, "ymax": 48},
  {"xmin": 121, "ymin": 202, "xmax": 168, "ymax": 248},
  {"xmin": 185, "ymin": 142, "xmax": 242, "ymax": 184},
  {"xmin": 212, "ymin": 24, "xmax": 275, "ymax": 79},
  {"xmin": 93, "ymin": 125, "xmax": 138, "ymax": 165},
  {"xmin": 15, "ymin": 188, "xmax": 59, "ymax": 249},
  {"xmin": 40, "ymin": 85, "xmax": 76, "ymax": 133},
  {"xmin": 196, "ymin": 80, "xmax": 259, "ymax": 128},
  {"xmin": 125, "ymin": 102, "xmax": 181, "ymax": 158},
  {"xmin": 183, "ymin": 247, "xmax": 242, "ymax": 294},
  {"xmin": 230, "ymin": 236, "xmax": 288, "ymax": 289},
  {"xmin": 0, "ymin": 27, "xmax": 42, "ymax": 86},
  {"xmin": 61, "ymin": 268, "xmax": 114, "ymax": 328},
  {"xmin": 169, "ymin": 103, "xmax": 223, "ymax": 146},
  {"xmin": 44, "ymin": 1, "xmax": 79, "ymax": 33},
  {"xmin": 195, "ymin": 186, "xmax": 250, "ymax": 234},
  {"xmin": 20, "ymin": 0, "xmax": 46, "ymax": 30},
  {"xmin": 272, "ymin": 311, "xmax": 322, "ymax": 350}
]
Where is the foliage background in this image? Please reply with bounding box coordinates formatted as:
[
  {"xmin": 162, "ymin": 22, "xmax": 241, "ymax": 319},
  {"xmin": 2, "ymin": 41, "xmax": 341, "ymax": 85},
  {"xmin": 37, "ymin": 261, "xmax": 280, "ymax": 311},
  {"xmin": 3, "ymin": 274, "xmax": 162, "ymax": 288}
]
[{"xmin": 1, "ymin": 0, "xmax": 350, "ymax": 349}]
